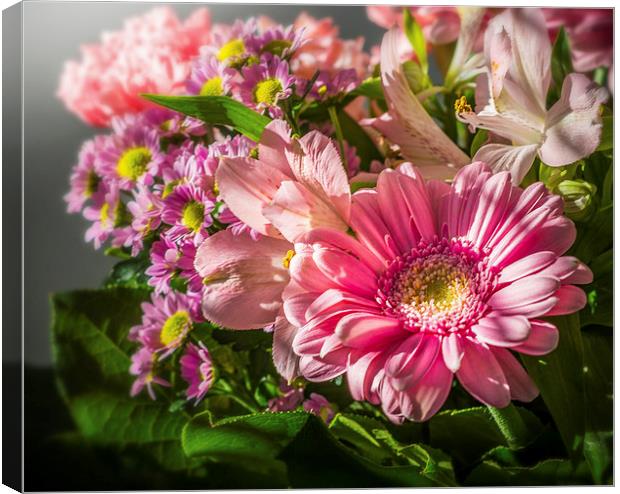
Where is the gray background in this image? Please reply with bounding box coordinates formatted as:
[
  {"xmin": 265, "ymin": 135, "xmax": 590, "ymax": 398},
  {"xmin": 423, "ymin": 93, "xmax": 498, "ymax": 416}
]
[{"xmin": 23, "ymin": 1, "xmax": 385, "ymax": 365}]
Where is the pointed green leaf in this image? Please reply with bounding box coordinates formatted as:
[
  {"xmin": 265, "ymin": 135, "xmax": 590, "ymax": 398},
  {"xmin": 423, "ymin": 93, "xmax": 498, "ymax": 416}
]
[
  {"xmin": 403, "ymin": 9, "xmax": 428, "ymax": 73},
  {"xmin": 551, "ymin": 28, "xmax": 573, "ymax": 90},
  {"xmin": 142, "ymin": 94, "xmax": 271, "ymax": 141}
]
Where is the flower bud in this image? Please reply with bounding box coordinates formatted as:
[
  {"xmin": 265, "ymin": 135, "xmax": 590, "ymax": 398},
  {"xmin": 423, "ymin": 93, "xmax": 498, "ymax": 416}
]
[
  {"xmin": 539, "ymin": 163, "xmax": 577, "ymax": 191},
  {"xmin": 556, "ymin": 179, "xmax": 597, "ymax": 221}
]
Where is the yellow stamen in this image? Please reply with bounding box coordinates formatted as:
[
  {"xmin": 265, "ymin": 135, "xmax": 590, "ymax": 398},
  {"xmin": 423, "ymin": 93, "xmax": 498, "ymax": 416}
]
[
  {"xmin": 181, "ymin": 201, "xmax": 205, "ymax": 233},
  {"xmin": 200, "ymin": 76, "xmax": 224, "ymax": 96},
  {"xmin": 454, "ymin": 95, "xmax": 472, "ymax": 114},
  {"xmin": 253, "ymin": 78, "xmax": 283, "ymax": 105},
  {"xmin": 217, "ymin": 39, "xmax": 245, "ymax": 62},
  {"xmin": 160, "ymin": 311, "xmax": 192, "ymax": 346},
  {"xmin": 117, "ymin": 146, "xmax": 152, "ymax": 181},
  {"xmin": 282, "ymin": 250, "xmax": 295, "ymax": 269}
]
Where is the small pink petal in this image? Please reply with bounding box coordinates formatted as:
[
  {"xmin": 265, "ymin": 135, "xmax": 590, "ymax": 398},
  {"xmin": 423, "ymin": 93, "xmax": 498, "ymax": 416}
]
[
  {"xmin": 512, "ymin": 320, "xmax": 559, "ymax": 356},
  {"xmin": 441, "ymin": 333, "xmax": 464, "ymax": 373},
  {"xmin": 488, "ymin": 276, "xmax": 560, "ymax": 315},
  {"xmin": 473, "ymin": 315, "xmax": 531, "ymax": 347},
  {"xmin": 544, "ymin": 285, "xmax": 587, "ymax": 316},
  {"xmin": 492, "ymin": 348, "xmax": 539, "ymax": 402},
  {"xmin": 335, "ymin": 313, "xmax": 403, "ymax": 349},
  {"xmin": 272, "ymin": 313, "xmax": 300, "ymax": 382}
]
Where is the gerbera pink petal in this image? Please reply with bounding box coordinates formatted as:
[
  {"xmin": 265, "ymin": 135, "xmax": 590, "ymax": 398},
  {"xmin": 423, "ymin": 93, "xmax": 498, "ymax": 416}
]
[
  {"xmin": 544, "ymin": 285, "xmax": 588, "ymax": 316},
  {"xmin": 335, "ymin": 313, "xmax": 402, "ymax": 349},
  {"xmin": 488, "ymin": 276, "xmax": 559, "ymax": 316},
  {"xmin": 456, "ymin": 339, "xmax": 510, "ymax": 408},
  {"xmin": 492, "ymin": 348, "xmax": 539, "ymax": 402},
  {"xmin": 194, "ymin": 229, "xmax": 291, "ymax": 329},
  {"xmin": 441, "ymin": 333, "xmax": 464, "ymax": 373},
  {"xmin": 512, "ymin": 320, "xmax": 559, "ymax": 356},
  {"xmin": 385, "ymin": 333, "xmax": 441, "ymax": 391},
  {"xmin": 498, "ymin": 251, "xmax": 558, "ymax": 284},
  {"xmin": 473, "ymin": 315, "xmax": 531, "ymax": 347}
]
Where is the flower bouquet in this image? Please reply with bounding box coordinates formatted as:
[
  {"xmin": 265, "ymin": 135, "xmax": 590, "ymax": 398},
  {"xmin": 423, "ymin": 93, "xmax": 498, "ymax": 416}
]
[{"xmin": 54, "ymin": 5, "xmax": 613, "ymax": 488}]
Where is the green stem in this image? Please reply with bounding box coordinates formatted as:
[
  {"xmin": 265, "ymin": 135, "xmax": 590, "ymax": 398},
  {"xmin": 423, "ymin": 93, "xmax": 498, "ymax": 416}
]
[
  {"xmin": 487, "ymin": 404, "xmax": 530, "ymax": 450},
  {"xmin": 328, "ymin": 106, "xmax": 349, "ymax": 173}
]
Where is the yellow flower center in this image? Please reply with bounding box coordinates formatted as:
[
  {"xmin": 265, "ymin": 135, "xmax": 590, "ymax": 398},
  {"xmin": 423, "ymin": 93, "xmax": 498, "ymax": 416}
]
[
  {"xmin": 99, "ymin": 200, "xmax": 130, "ymax": 228},
  {"xmin": 162, "ymin": 179, "xmax": 181, "ymax": 198},
  {"xmin": 100, "ymin": 202, "xmax": 110, "ymax": 226},
  {"xmin": 212, "ymin": 180, "xmax": 219, "ymax": 196},
  {"xmin": 454, "ymin": 95, "xmax": 472, "ymax": 115},
  {"xmin": 261, "ymin": 39, "xmax": 292, "ymax": 57},
  {"xmin": 200, "ymin": 76, "xmax": 224, "ymax": 96},
  {"xmin": 217, "ymin": 39, "xmax": 245, "ymax": 62},
  {"xmin": 117, "ymin": 146, "xmax": 152, "ymax": 181},
  {"xmin": 85, "ymin": 171, "xmax": 100, "ymax": 197},
  {"xmin": 160, "ymin": 310, "xmax": 192, "ymax": 346},
  {"xmin": 253, "ymin": 78, "xmax": 283, "ymax": 105},
  {"xmin": 282, "ymin": 249, "xmax": 295, "ymax": 269},
  {"xmin": 182, "ymin": 201, "xmax": 205, "ymax": 232}
]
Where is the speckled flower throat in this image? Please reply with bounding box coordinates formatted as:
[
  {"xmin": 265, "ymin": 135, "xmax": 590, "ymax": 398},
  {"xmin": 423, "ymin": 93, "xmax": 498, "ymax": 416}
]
[{"xmin": 377, "ymin": 238, "xmax": 498, "ymax": 334}]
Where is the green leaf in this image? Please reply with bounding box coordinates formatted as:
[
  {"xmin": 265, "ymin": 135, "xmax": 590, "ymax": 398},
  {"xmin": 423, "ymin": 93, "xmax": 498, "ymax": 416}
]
[
  {"xmin": 142, "ymin": 94, "xmax": 271, "ymax": 142},
  {"xmin": 350, "ymin": 77, "xmax": 384, "ymax": 100},
  {"xmin": 350, "ymin": 181, "xmax": 376, "ymax": 193},
  {"xmin": 470, "ymin": 129, "xmax": 488, "ymax": 157},
  {"xmin": 581, "ymin": 327, "xmax": 613, "ymax": 484},
  {"xmin": 429, "ymin": 406, "xmax": 543, "ymax": 466},
  {"xmin": 596, "ymin": 115, "xmax": 613, "ymax": 152},
  {"xmin": 572, "ymin": 203, "xmax": 613, "ymax": 263},
  {"xmin": 551, "ymin": 28, "xmax": 573, "ymax": 91},
  {"xmin": 403, "ymin": 9, "xmax": 427, "ymax": 73},
  {"xmin": 51, "ymin": 288, "xmax": 196, "ymax": 472},
  {"xmin": 466, "ymin": 459, "xmax": 592, "ymax": 486},
  {"xmin": 521, "ymin": 314, "xmax": 585, "ymax": 460},
  {"xmin": 103, "ymin": 256, "xmax": 151, "ymax": 289},
  {"xmin": 336, "ymin": 108, "xmax": 383, "ymax": 171}
]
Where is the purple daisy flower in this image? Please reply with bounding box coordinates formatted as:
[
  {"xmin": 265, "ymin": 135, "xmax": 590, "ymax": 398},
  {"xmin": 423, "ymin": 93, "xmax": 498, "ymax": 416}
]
[
  {"xmin": 177, "ymin": 240, "xmax": 203, "ymax": 293},
  {"xmin": 64, "ymin": 136, "xmax": 105, "ymax": 213},
  {"xmin": 97, "ymin": 114, "xmax": 166, "ymax": 190},
  {"xmin": 146, "ymin": 233, "xmax": 182, "ymax": 294},
  {"xmin": 246, "ymin": 24, "xmax": 306, "ymax": 59},
  {"xmin": 124, "ymin": 184, "xmax": 164, "ymax": 256},
  {"xmin": 180, "ymin": 342, "xmax": 215, "ymax": 404},
  {"xmin": 267, "ymin": 381, "xmax": 305, "ymax": 412},
  {"xmin": 203, "ymin": 18, "xmax": 258, "ymax": 66},
  {"xmin": 129, "ymin": 291, "xmax": 200, "ymax": 358},
  {"xmin": 186, "ymin": 56, "xmax": 236, "ymax": 96},
  {"xmin": 83, "ymin": 185, "xmax": 130, "ymax": 249},
  {"xmin": 303, "ymin": 393, "xmax": 336, "ymax": 424},
  {"xmin": 161, "ymin": 184, "xmax": 215, "ymax": 246},
  {"xmin": 160, "ymin": 141, "xmax": 216, "ymax": 197},
  {"xmin": 239, "ymin": 55, "xmax": 296, "ymax": 115},
  {"xmin": 129, "ymin": 346, "xmax": 171, "ymax": 400}
]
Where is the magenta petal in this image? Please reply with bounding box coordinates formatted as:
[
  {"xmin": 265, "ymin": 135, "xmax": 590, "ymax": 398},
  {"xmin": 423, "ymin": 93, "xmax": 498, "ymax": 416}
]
[
  {"xmin": 299, "ymin": 355, "xmax": 346, "ymax": 382},
  {"xmin": 498, "ymin": 251, "xmax": 557, "ymax": 284},
  {"xmin": 544, "ymin": 285, "xmax": 587, "ymax": 316},
  {"xmin": 398, "ymin": 356, "xmax": 452, "ymax": 422},
  {"xmin": 313, "ymin": 247, "xmax": 378, "ymax": 298},
  {"xmin": 512, "ymin": 320, "xmax": 559, "ymax": 356},
  {"xmin": 456, "ymin": 339, "xmax": 510, "ymax": 407},
  {"xmin": 473, "ymin": 316, "xmax": 531, "ymax": 347},
  {"xmin": 335, "ymin": 313, "xmax": 402, "ymax": 349},
  {"xmin": 194, "ymin": 230, "xmax": 291, "ymax": 329},
  {"xmin": 488, "ymin": 276, "xmax": 560, "ymax": 315},
  {"xmin": 347, "ymin": 351, "xmax": 386, "ymax": 402},
  {"xmin": 386, "ymin": 333, "xmax": 441, "ymax": 391},
  {"xmin": 441, "ymin": 333, "xmax": 464, "ymax": 373},
  {"xmin": 492, "ymin": 348, "xmax": 539, "ymax": 402}
]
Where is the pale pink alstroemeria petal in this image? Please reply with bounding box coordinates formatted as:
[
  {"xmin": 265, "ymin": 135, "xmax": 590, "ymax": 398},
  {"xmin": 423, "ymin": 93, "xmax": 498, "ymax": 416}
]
[
  {"xmin": 194, "ymin": 230, "xmax": 291, "ymax": 329},
  {"xmin": 474, "ymin": 143, "xmax": 539, "ymax": 185},
  {"xmin": 539, "ymin": 73, "xmax": 609, "ymax": 166},
  {"xmin": 380, "ymin": 28, "xmax": 470, "ymax": 170}
]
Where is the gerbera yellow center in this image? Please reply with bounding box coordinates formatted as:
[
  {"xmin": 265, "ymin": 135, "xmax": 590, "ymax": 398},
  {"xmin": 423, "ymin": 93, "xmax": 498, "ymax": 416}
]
[
  {"xmin": 85, "ymin": 171, "xmax": 100, "ymax": 197},
  {"xmin": 182, "ymin": 201, "xmax": 205, "ymax": 232},
  {"xmin": 454, "ymin": 96, "xmax": 472, "ymax": 114},
  {"xmin": 282, "ymin": 249, "xmax": 295, "ymax": 269},
  {"xmin": 253, "ymin": 78, "xmax": 283, "ymax": 105},
  {"xmin": 117, "ymin": 146, "xmax": 152, "ymax": 181},
  {"xmin": 160, "ymin": 310, "xmax": 192, "ymax": 346},
  {"xmin": 200, "ymin": 76, "xmax": 224, "ymax": 96},
  {"xmin": 262, "ymin": 39, "xmax": 292, "ymax": 57},
  {"xmin": 397, "ymin": 260, "xmax": 470, "ymax": 315},
  {"xmin": 217, "ymin": 39, "xmax": 245, "ymax": 61}
]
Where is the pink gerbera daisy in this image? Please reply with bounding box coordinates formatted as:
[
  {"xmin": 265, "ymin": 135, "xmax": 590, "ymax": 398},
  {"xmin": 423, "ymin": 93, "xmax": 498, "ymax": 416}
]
[
  {"xmin": 180, "ymin": 342, "xmax": 216, "ymax": 404},
  {"xmin": 281, "ymin": 162, "xmax": 592, "ymax": 423}
]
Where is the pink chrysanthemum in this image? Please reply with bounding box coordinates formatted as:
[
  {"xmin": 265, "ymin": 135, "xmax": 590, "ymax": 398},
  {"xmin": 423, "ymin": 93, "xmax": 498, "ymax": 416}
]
[
  {"xmin": 97, "ymin": 115, "xmax": 166, "ymax": 190},
  {"xmin": 57, "ymin": 7, "xmax": 212, "ymax": 127},
  {"xmin": 83, "ymin": 185, "xmax": 130, "ymax": 249},
  {"xmin": 267, "ymin": 381, "xmax": 305, "ymax": 412},
  {"xmin": 161, "ymin": 184, "xmax": 215, "ymax": 246},
  {"xmin": 129, "ymin": 347, "xmax": 171, "ymax": 400},
  {"xmin": 129, "ymin": 291, "xmax": 200, "ymax": 358},
  {"xmin": 146, "ymin": 234, "xmax": 182, "ymax": 294},
  {"xmin": 64, "ymin": 136, "xmax": 106, "ymax": 213},
  {"xmin": 239, "ymin": 55, "xmax": 296, "ymax": 115},
  {"xmin": 246, "ymin": 24, "xmax": 305, "ymax": 59},
  {"xmin": 143, "ymin": 108, "xmax": 207, "ymax": 138},
  {"xmin": 282, "ymin": 162, "xmax": 592, "ymax": 423},
  {"xmin": 186, "ymin": 57, "xmax": 236, "ymax": 96},
  {"xmin": 124, "ymin": 184, "xmax": 164, "ymax": 256},
  {"xmin": 180, "ymin": 342, "xmax": 215, "ymax": 404}
]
